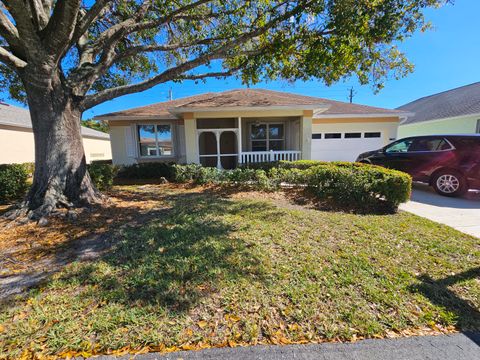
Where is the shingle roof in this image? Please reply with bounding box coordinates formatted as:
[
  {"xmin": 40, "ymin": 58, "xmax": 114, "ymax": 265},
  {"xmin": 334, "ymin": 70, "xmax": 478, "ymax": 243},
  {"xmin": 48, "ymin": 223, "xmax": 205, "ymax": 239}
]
[
  {"xmin": 397, "ymin": 82, "xmax": 480, "ymax": 125},
  {"xmin": 0, "ymin": 103, "xmax": 110, "ymax": 140},
  {"xmin": 96, "ymin": 88, "xmax": 404, "ymax": 119}
]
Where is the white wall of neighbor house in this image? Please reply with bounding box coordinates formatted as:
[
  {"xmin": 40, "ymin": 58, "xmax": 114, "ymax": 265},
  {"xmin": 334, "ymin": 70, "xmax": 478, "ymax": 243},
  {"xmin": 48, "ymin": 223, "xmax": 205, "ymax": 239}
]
[
  {"xmin": 82, "ymin": 137, "xmax": 112, "ymax": 163},
  {"xmin": 311, "ymin": 118, "xmax": 399, "ymax": 161},
  {"xmin": 398, "ymin": 114, "xmax": 480, "ymax": 138},
  {"xmin": 0, "ymin": 126, "xmax": 112, "ymax": 164}
]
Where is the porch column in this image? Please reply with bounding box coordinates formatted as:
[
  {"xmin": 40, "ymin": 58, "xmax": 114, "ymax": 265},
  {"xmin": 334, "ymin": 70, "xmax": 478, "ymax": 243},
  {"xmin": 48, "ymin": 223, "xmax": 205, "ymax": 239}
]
[
  {"xmin": 184, "ymin": 112, "xmax": 199, "ymax": 164},
  {"xmin": 301, "ymin": 110, "xmax": 313, "ymax": 160},
  {"xmin": 237, "ymin": 117, "xmax": 242, "ymax": 164},
  {"xmin": 215, "ymin": 130, "xmax": 222, "ymax": 169}
]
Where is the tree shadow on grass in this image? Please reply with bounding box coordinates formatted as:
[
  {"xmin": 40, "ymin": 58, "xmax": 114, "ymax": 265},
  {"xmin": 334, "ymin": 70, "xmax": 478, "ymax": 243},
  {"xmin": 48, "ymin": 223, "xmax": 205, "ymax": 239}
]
[
  {"xmin": 53, "ymin": 189, "xmax": 281, "ymax": 313},
  {"xmin": 410, "ymin": 267, "xmax": 480, "ymax": 345}
]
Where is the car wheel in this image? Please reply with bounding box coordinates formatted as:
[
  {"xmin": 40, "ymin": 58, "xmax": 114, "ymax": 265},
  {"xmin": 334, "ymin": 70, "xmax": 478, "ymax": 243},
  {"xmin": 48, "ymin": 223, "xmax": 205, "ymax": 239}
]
[{"xmin": 432, "ymin": 170, "xmax": 467, "ymax": 197}]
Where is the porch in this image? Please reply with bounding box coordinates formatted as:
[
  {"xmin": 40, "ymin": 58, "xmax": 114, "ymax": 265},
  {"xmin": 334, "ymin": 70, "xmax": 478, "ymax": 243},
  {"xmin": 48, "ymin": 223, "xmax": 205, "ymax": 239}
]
[{"xmin": 195, "ymin": 116, "xmax": 303, "ymax": 169}]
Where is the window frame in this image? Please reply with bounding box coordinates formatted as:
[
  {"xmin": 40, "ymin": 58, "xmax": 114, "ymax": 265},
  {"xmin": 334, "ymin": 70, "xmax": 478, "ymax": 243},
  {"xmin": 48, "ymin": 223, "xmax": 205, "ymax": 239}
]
[
  {"xmin": 385, "ymin": 137, "xmax": 455, "ymax": 154},
  {"xmin": 344, "ymin": 132, "xmax": 362, "ymax": 139},
  {"xmin": 324, "ymin": 133, "xmax": 342, "ymax": 139},
  {"xmin": 364, "ymin": 132, "xmax": 381, "ymax": 138},
  {"xmin": 137, "ymin": 123, "xmax": 175, "ymax": 158},
  {"xmin": 250, "ymin": 123, "xmax": 285, "ymax": 151}
]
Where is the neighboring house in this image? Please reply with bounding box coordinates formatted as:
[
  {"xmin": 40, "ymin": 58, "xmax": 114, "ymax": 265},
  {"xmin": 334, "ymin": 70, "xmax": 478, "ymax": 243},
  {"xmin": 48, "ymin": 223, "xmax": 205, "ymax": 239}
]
[
  {"xmin": 397, "ymin": 82, "xmax": 480, "ymax": 138},
  {"xmin": 0, "ymin": 102, "xmax": 112, "ymax": 164},
  {"xmin": 95, "ymin": 89, "xmax": 407, "ymax": 168}
]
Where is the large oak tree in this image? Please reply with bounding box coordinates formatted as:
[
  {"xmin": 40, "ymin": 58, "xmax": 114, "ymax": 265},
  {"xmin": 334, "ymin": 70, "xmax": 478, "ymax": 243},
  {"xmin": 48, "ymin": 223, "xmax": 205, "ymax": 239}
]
[{"xmin": 0, "ymin": 0, "xmax": 445, "ymax": 220}]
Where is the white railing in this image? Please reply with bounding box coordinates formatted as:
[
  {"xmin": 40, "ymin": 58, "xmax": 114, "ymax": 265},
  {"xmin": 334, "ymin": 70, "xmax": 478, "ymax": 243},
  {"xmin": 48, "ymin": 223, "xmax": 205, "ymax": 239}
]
[{"xmin": 240, "ymin": 150, "xmax": 302, "ymax": 164}]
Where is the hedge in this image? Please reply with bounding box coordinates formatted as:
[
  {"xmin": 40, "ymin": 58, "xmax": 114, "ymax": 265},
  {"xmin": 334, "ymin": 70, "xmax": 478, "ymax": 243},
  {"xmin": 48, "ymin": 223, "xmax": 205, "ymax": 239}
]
[
  {"xmin": 172, "ymin": 161, "xmax": 412, "ymax": 213},
  {"xmin": 0, "ymin": 163, "xmax": 29, "ymax": 204},
  {"xmin": 116, "ymin": 162, "xmax": 175, "ymax": 180},
  {"xmin": 88, "ymin": 162, "xmax": 119, "ymax": 190}
]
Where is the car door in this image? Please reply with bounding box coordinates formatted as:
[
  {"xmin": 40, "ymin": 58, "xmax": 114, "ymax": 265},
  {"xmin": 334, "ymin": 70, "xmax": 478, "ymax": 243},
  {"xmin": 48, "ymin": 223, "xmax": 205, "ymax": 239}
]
[
  {"xmin": 382, "ymin": 138, "xmax": 415, "ymax": 172},
  {"xmin": 404, "ymin": 137, "xmax": 455, "ymax": 180}
]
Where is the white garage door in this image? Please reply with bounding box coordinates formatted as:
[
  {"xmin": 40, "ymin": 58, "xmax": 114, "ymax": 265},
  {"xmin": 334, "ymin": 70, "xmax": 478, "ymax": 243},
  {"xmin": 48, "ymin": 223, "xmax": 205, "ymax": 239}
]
[{"xmin": 311, "ymin": 132, "xmax": 384, "ymax": 161}]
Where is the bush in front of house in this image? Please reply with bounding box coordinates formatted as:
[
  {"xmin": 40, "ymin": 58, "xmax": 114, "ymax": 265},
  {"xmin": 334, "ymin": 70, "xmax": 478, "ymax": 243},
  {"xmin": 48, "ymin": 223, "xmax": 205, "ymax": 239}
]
[
  {"xmin": 0, "ymin": 163, "xmax": 29, "ymax": 204},
  {"xmin": 172, "ymin": 164, "xmax": 271, "ymax": 189},
  {"xmin": 88, "ymin": 162, "xmax": 119, "ymax": 190},
  {"xmin": 172, "ymin": 161, "xmax": 411, "ymax": 213},
  {"xmin": 303, "ymin": 164, "xmax": 412, "ymax": 212},
  {"xmin": 116, "ymin": 162, "xmax": 176, "ymax": 180}
]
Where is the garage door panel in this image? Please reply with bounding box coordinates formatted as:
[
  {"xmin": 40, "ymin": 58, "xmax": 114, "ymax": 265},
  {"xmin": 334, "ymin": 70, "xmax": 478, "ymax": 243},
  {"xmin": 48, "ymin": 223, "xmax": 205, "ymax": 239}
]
[{"xmin": 311, "ymin": 138, "xmax": 384, "ymax": 161}]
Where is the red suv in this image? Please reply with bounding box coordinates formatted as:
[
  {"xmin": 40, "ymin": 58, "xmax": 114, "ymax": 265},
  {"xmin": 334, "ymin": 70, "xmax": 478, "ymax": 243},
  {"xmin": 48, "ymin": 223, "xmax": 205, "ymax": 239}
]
[{"xmin": 356, "ymin": 135, "xmax": 480, "ymax": 197}]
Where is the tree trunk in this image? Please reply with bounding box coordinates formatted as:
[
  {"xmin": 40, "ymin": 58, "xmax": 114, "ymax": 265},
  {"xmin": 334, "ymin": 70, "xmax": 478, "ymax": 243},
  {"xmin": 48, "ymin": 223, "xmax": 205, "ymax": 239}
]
[{"xmin": 11, "ymin": 69, "xmax": 101, "ymax": 220}]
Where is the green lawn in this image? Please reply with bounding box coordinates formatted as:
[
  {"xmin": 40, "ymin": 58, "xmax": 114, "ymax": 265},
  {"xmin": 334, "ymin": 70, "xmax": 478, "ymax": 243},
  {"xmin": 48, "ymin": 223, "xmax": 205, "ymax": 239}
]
[{"xmin": 1, "ymin": 185, "xmax": 479, "ymax": 358}]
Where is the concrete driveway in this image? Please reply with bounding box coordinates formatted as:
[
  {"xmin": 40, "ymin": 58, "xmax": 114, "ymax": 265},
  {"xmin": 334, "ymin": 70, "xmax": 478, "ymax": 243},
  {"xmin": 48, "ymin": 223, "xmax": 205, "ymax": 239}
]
[{"xmin": 399, "ymin": 183, "xmax": 480, "ymax": 238}]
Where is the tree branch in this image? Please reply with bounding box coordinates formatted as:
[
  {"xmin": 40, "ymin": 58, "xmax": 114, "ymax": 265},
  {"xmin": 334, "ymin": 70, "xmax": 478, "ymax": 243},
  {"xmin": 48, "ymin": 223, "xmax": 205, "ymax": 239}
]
[
  {"xmin": 0, "ymin": 4, "xmax": 23, "ymax": 54},
  {"xmin": 0, "ymin": 45, "xmax": 27, "ymax": 68},
  {"xmin": 3, "ymin": 0, "xmax": 40, "ymax": 53},
  {"xmin": 179, "ymin": 68, "xmax": 240, "ymax": 81},
  {"xmin": 70, "ymin": 0, "xmax": 112, "ymax": 50},
  {"xmin": 79, "ymin": 0, "xmax": 302, "ymax": 111},
  {"xmin": 40, "ymin": 0, "xmax": 82, "ymax": 60},
  {"xmin": 85, "ymin": 0, "xmax": 211, "ymax": 61},
  {"xmin": 27, "ymin": 0, "xmax": 49, "ymax": 30}
]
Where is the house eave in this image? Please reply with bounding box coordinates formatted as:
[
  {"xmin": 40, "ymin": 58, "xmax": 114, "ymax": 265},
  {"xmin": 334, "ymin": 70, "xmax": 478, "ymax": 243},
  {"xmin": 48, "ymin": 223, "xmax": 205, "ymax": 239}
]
[
  {"xmin": 314, "ymin": 112, "xmax": 412, "ymax": 120},
  {"xmin": 95, "ymin": 115, "xmax": 178, "ymax": 121},
  {"xmin": 169, "ymin": 104, "xmax": 330, "ymax": 114}
]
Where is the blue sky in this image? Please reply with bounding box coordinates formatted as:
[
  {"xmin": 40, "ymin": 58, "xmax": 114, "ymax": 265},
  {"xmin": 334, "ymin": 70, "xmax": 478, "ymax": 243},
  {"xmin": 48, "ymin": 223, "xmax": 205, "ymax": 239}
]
[{"xmin": 4, "ymin": 1, "xmax": 480, "ymax": 119}]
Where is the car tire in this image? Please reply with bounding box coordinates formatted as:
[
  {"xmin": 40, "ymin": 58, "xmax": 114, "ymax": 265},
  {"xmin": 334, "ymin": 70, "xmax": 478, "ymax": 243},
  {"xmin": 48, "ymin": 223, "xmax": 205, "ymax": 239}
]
[{"xmin": 432, "ymin": 170, "xmax": 468, "ymax": 197}]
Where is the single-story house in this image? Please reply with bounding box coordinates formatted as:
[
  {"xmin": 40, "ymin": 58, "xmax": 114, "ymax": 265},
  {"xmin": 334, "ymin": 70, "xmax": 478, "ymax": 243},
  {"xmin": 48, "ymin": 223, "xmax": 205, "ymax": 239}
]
[
  {"xmin": 95, "ymin": 89, "xmax": 408, "ymax": 168},
  {"xmin": 397, "ymin": 82, "xmax": 480, "ymax": 138},
  {"xmin": 0, "ymin": 102, "xmax": 112, "ymax": 164}
]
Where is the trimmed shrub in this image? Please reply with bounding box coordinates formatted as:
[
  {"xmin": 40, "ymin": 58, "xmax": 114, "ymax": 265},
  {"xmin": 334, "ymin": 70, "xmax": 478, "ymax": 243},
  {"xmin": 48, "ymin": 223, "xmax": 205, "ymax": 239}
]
[
  {"xmin": 117, "ymin": 162, "xmax": 175, "ymax": 180},
  {"xmin": 0, "ymin": 164, "xmax": 29, "ymax": 204},
  {"xmin": 239, "ymin": 161, "xmax": 280, "ymax": 172},
  {"xmin": 304, "ymin": 164, "xmax": 411, "ymax": 212},
  {"xmin": 169, "ymin": 161, "xmax": 412, "ymax": 213},
  {"xmin": 172, "ymin": 164, "xmax": 203, "ymax": 183},
  {"xmin": 22, "ymin": 162, "xmax": 35, "ymax": 177},
  {"xmin": 88, "ymin": 162, "xmax": 119, "ymax": 190},
  {"xmin": 278, "ymin": 160, "xmax": 367, "ymax": 170}
]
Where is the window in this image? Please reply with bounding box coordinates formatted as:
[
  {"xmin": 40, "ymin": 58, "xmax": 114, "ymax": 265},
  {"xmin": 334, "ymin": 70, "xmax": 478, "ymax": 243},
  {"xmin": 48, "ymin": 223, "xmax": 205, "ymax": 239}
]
[
  {"xmin": 408, "ymin": 138, "xmax": 452, "ymax": 152},
  {"xmin": 364, "ymin": 132, "xmax": 381, "ymax": 138},
  {"xmin": 324, "ymin": 133, "xmax": 342, "ymax": 139},
  {"xmin": 476, "ymin": 119, "xmax": 480, "ymax": 133},
  {"xmin": 250, "ymin": 123, "xmax": 284, "ymax": 151},
  {"xmin": 312, "ymin": 133, "xmax": 322, "ymax": 139},
  {"xmin": 345, "ymin": 132, "xmax": 361, "ymax": 138},
  {"xmin": 137, "ymin": 124, "xmax": 173, "ymax": 157},
  {"xmin": 385, "ymin": 139, "xmax": 413, "ymax": 153}
]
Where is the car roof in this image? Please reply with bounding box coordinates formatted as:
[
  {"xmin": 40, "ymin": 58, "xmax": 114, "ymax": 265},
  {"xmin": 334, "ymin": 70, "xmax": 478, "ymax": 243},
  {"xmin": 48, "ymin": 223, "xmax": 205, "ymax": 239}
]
[{"xmin": 399, "ymin": 134, "xmax": 480, "ymax": 140}]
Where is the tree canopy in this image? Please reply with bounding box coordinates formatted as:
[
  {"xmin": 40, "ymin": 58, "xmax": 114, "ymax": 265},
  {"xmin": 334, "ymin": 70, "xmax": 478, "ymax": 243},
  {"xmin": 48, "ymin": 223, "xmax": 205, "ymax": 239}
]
[{"xmin": 1, "ymin": 0, "xmax": 447, "ymax": 111}]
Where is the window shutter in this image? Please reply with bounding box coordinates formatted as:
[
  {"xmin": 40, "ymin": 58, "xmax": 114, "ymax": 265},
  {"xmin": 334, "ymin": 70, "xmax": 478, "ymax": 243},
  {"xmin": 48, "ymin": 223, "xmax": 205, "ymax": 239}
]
[{"xmin": 125, "ymin": 126, "xmax": 136, "ymax": 158}]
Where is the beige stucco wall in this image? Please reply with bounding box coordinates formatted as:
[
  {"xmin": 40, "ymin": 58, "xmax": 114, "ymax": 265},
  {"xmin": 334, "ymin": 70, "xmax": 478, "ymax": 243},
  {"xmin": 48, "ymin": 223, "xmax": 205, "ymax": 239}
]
[
  {"xmin": 0, "ymin": 127, "xmax": 36, "ymax": 164},
  {"xmin": 107, "ymin": 114, "xmax": 401, "ymax": 165},
  {"xmin": 83, "ymin": 137, "xmax": 112, "ymax": 163},
  {"xmin": 0, "ymin": 125, "xmax": 111, "ymax": 164},
  {"xmin": 398, "ymin": 114, "xmax": 480, "ymax": 138}
]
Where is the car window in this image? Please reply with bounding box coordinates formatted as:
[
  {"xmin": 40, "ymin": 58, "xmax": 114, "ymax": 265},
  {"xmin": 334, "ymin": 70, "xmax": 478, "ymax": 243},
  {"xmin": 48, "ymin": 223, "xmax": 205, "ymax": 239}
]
[
  {"xmin": 385, "ymin": 139, "xmax": 413, "ymax": 153},
  {"xmin": 409, "ymin": 138, "xmax": 451, "ymax": 152}
]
